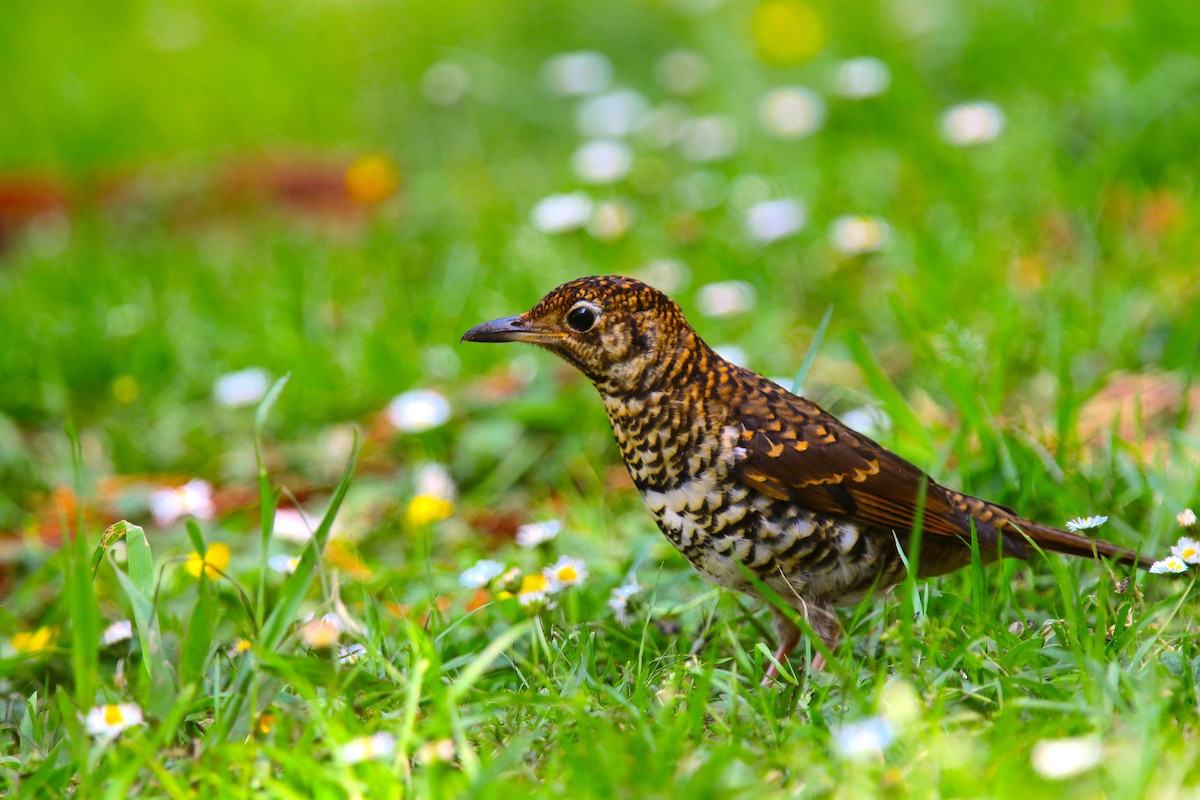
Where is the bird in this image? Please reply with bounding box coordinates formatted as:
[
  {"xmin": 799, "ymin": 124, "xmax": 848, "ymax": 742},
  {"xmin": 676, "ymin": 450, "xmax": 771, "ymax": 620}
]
[{"xmin": 461, "ymin": 275, "xmax": 1151, "ymax": 682}]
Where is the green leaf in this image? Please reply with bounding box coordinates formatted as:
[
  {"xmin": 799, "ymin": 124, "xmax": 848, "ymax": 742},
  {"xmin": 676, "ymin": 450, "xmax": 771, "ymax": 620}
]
[
  {"xmin": 108, "ymin": 553, "xmax": 176, "ymax": 717},
  {"xmin": 179, "ymin": 571, "xmax": 217, "ymax": 687},
  {"xmin": 185, "ymin": 517, "xmax": 206, "ymax": 556}
]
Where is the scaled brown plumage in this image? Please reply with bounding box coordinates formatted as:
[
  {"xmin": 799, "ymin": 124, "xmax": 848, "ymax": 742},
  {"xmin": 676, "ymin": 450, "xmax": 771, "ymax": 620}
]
[{"xmin": 462, "ymin": 275, "xmax": 1151, "ymax": 682}]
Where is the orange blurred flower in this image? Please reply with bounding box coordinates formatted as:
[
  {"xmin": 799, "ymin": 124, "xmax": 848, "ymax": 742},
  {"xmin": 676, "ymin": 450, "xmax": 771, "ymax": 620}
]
[{"xmin": 345, "ymin": 155, "xmax": 400, "ymax": 206}]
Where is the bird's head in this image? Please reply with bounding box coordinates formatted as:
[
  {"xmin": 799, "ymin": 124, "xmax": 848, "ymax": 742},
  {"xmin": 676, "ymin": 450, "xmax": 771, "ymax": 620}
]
[{"xmin": 461, "ymin": 275, "xmax": 696, "ymax": 394}]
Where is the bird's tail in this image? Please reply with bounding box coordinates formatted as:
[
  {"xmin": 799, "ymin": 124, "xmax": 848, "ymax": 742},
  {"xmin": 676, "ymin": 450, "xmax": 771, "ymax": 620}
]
[{"xmin": 1009, "ymin": 517, "xmax": 1153, "ymax": 569}]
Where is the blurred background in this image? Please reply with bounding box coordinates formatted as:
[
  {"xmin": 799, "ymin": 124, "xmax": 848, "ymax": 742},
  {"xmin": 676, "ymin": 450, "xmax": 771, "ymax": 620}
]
[{"xmin": 2, "ymin": 0, "xmax": 1199, "ymax": 592}]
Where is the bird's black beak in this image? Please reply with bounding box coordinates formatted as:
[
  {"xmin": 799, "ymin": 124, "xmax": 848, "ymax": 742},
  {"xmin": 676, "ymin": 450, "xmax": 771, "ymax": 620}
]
[{"xmin": 461, "ymin": 315, "xmax": 559, "ymax": 344}]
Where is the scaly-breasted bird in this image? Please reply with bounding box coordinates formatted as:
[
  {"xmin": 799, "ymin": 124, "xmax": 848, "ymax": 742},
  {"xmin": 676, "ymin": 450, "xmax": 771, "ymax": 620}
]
[{"xmin": 462, "ymin": 276, "xmax": 1150, "ymax": 681}]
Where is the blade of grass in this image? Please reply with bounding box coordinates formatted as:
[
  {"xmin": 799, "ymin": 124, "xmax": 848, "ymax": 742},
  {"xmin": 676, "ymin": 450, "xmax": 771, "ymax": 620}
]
[{"xmin": 791, "ymin": 305, "xmax": 834, "ymax": 394}]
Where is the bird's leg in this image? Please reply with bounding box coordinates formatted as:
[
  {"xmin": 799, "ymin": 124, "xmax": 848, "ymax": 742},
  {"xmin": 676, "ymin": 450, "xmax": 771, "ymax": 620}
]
[
  {"xmin": 761, "ymin": 610, "xmax": 800, "ymax": 686},
  {"xmin": 760, "ymin": 600, "xmax": 841, "ymax": 686}
]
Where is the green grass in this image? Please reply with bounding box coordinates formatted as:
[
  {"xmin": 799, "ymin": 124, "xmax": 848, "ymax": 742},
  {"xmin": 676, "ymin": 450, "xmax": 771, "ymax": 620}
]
[{"xmin": 2, "ymin": 0, "xmax": 1200, "ymax": 796}]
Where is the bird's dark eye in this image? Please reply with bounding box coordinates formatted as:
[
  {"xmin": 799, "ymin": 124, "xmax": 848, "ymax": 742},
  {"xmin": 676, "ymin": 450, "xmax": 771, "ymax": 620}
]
[{"xmin": 566, "ymin": 305, "xmax": 597, "ymax": 333}]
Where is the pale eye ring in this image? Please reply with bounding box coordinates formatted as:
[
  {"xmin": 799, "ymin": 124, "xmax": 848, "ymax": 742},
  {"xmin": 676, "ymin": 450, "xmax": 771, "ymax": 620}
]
[{"xmin": 565, "ymin": 302, "xmax": 599, "ymax": 333}]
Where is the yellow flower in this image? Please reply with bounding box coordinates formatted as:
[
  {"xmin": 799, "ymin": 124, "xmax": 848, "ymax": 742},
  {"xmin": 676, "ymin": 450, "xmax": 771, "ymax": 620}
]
[
  {"xmin": 184, "ymin": 542, "xmax": 230, "ymax": 579},
  {"xmin": 751, "ymin": 0, "xmax": 825, "ymax": 66},
  {"xmin": 520, "ymin": 573, "xmax": 548, "ymax": 595},
  {"xmin": 257, "ymin": 712, "xmax": 276, "ymax": 736},
  {"xmin": 232, "ymin": 638, "xmax": 253, "ymax": 654},
  {"xmin": 345, "ymin": 155, "xmax": 400, "ymax": 206},
  {"xmin": 12, "ymin": 626, "xmax": 56, "ymax": 653},
  {"xmin": 406, "ymin": 494, "xmax": 454, "ymax": 526}
]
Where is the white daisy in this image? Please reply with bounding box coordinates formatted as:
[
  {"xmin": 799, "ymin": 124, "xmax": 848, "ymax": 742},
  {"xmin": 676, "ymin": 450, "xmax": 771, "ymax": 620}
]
[
  {"xmin": 940, "ymin": 101, "xmax": 1005, "ymax": 145},
  {"xmin": 1178, "ymin": 508, "xmax": 1197, "ymax": 528},
  {"xmin": 531, "ymin": 193, "xmax": 593, "ymax": 234},
  {"xmin": 385, "ymin": 389, "xmax": 451, "ymax": 432},
  {"xmin": 744, "ymin": 199, "xmax": 807, "ymax": 244},
  {"xmin": 1150, "ymin": 556, "xmax": 1189, "ymax": 575},
  {"xmin": 149, "ymin": 479, "xmax": 215, "ymax": 526},
  {"xmin": 830, "ymin": 215, "xmax": 890, "ymax": 255},
  {"xmin": 697, "ymin": 281, "xmax": 757, "ymax": 317},
  {"xmin": 1065, "ymin": 515, "xmax": 1108, "ymax": 532},
  {"xmin": 572, "ymin": 140, "xmax": 632, "ymax": 184},
  {"xmin": 85, "ymin": 703, "xmax": 144, "ymax": 740},
  {"xmin": 1031, "ymin": 736, "xmax": 1102, "ymax": 780},
  {"xmin": 833, "ymin": 717, "xmax": 894, "ymax": 759},
  {"xmin": 544, "ymin": 556, "xmax": 588, "ymax": 588},
  {"xmin": 1172, "ymin": 537, "xmax": 1200, "ymax": 564},
  {"xmin": 339, "ymin": 644, "xmax": 367, "ymax": 665},
  {"xmin": 758, "ymin": 87, "xmax": 825, "ymax": 140},
  {"xmin": 833, "ymin": 57, "xmax": 891, "ymax": 99},
  {"xmin": 269, "ymin": 555, "xmax": 300, "ymax": 575},
  {"xmin": 543, "ymin": 51, "xmax": 612, "ymax": 97},
  {"xmin": 340, "ymin": 732, "xmax": 397, "ymax": 764},
  {"xmin": 608, "ymin": 578, "xmax": 641, "ymax": 628},
  {"xmin": 101, "ymin": 620, "xmax": 133, "ymax": 646},
  {"xmin": 459, "ymin": 559, "xmax": 506, "ymax": 589},
  {"xmin": 515, "ymin": 519, "xmax": 562, "ymax": 548},
  {"xmin": 212, "ymin": 367, "xmax": 269, "ymax": 408}
]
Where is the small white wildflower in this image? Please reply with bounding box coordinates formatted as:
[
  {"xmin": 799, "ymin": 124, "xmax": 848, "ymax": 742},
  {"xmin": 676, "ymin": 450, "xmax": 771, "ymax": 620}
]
[
  {"xmin": 544, "ymin": 555, "xmax": 588, "ymax": 588},
  {"xmin": 149, "ymin": 479, "xmax": 215, "ymax": 526},
  {"xmin": 338, "ymin": 643, "xmax": 367, "ymax": 664},
  {"xmin": 531, "ymin": 192, "xmax": 593, "ymax": 233},
  {"xmin": 340, "ymin": 732, "xmax": 397, "ymax": 764},
  {"xmin": 830, "ymin": 215, "xmax": 890, "ymax": 255},
  {"xmin": 745, "ymin": 199, "xmax": 807, "ymax": 244},
  {"xmin": 588, "ymin": 200, "xmax": 634, "ymax": 242},
  {"xmin": 422, "ymin": 61, "xmax": 470, "ymax": 105},
  {"xmin": 834, "ymin": 57, "xmax": 891, "ymax": 99},
  {"xmin": 213, "ymin": 367, "xmax": 270, "ymax": 408},
  {"xmin": 460, "ymin": 559, "xmax": 505, "ymax": 589},
  {"xmin": 833, "ymin": 717, "xmax": 894, "ymax": 759},
  {"xmin": 515, "ymin": 519, "xmax": 562, "ymax": 548},
  {"xmin": 576, "ymin": 89, "xmax": 649, "ymax": 138},
  {"xmin": 271, "ymin": 508, "xmax": 316, "ymax": 544},
  {"xmin": 415, "ymin": 462, "xmax": 457, "ymax": 502},
  {"xmin": 758, "ymin": 87, "xmax": 825, "ymax": 140},
  {"xmin": 637, "ymin": 259, "xmax": 690, "ymax": 293},
  {"xmin": 385, "ymin": 389, "xmax": 451, "ymax": 432},
  {"xmin": 656, "ymin": 49, "xmax": 708, "ymax": 95},
  {"xmin": 608, "ymin": 578, "xmax": 640, "ymax": 628},
  {"xmin": 543, "ymin": 51, "xmax": 612, "ymax": 97},
  {"xmin": 1065, "ymin": 515, "xmax": 1108, "ymax": 532},
  {"xmin": 85, "ymin": 703, "xmax": 144, "ymax": 740},
  {"xmin": 940, "ymin": 101, "xmax": 1005, "ymax": 145},
  {"xmin": 572, "ymin": 139, "xmax": 633, "ymax": 184},
  {"xmin": 1031, "ymin": 736, "xmax": 1102, "ymax": 780},
  {"xmin": 269, "ymin": 554, "xmax": 300, "ymax": 575},
  {"xmin": 679, "ymin": 115, "xmax": 738, "ymax": 162},
  {"xmin": 1150, "ymin": 556, "xmax": 1189, "ymax": 575},
  {"xmin": 697, "ymin": 281, "xmax": 757, "ymax": 317},
  {"xmin": 101, "ymin": 620, "xmax": 133, "ymax": 646},
  {"xmin": 1171, "ymin": 537, "xmax": 1200, "ymax": 565},
  {"xmin": 1178, "ymin": 508, "xmax": 1197, "ymax": 528}
]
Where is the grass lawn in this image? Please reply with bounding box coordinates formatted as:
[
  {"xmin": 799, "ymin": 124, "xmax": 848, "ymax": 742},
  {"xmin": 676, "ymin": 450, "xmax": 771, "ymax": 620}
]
[{"xmin": 2, "ymin": 0, "xmax": 1199, "ymax": 796}]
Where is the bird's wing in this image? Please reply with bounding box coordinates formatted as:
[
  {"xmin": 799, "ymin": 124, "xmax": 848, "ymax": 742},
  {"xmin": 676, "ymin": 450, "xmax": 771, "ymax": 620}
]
[{"xmin": 726, "ymin": 379, "xmax": 1026, "ymax": 557}]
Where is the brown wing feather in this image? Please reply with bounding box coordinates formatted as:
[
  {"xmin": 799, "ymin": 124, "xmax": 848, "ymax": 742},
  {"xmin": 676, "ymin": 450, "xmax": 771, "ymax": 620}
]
[{"xmin": 727, "ymin": 380, "xmax": 1027, "ymax": 558}]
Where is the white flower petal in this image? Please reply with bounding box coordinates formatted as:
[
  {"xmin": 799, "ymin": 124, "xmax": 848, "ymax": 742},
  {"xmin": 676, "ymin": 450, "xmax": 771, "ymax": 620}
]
[
  {"xmin": 386, "ymin": 389, "xmax": 451, "ymax": 433},
  {"xmin": 940, "ymin": 101, "xmax": 1005, "ymax": 145},
  {"xmin": 758, "ymin": 87, "xmax": 825, "ymax": 140},
  {"xmin": 834, "ymin": 57, "xmax": 891, "ymax": 99},
  {"xmin": 745, "ymin": 199, "xmax": 807, "ymax": 244},
  {"xmin": 213, "ymin": 368, "xmax": 270, "ymax": 408},
  {"xmin": 1031, "ymin": 736, "xmax": 1102, "ymax": 780}
]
